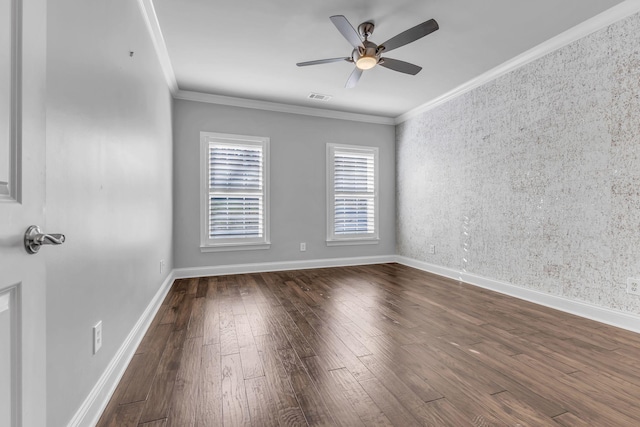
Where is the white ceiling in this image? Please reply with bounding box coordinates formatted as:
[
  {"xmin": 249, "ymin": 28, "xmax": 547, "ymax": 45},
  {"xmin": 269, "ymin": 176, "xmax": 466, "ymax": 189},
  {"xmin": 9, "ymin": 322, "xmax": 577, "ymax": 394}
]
[{"xmin": 153, "ymin": 0, "xmax": 625, "ymax": 118}]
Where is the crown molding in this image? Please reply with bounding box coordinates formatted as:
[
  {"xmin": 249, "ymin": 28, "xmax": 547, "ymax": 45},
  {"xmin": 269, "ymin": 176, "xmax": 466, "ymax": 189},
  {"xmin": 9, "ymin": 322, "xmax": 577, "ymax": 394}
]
[
  {"xmin": 395, "ymin": 0, "xmax": 640, "ymax": 124},
  {"xmin": 136, "ymin": 0, "xmax": 178, "ymax": 95},
  {"xmin": 174, "ymin": 90, "xmax": 396, "ymax": 125}
]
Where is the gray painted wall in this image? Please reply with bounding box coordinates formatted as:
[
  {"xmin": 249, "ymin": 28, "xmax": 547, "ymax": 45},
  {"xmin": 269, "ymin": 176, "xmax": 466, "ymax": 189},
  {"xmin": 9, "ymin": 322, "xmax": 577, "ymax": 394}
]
[
  {"xmin": 173, "ymin": 100, "xmax": 396, "ymax": 268},
  {"xmin": 397, "ymin": 12, "xmax": 640, "ymax": 315},
  {"xmin": 45, "ymin": 0, "xmax": 173, "ymax": 425}
]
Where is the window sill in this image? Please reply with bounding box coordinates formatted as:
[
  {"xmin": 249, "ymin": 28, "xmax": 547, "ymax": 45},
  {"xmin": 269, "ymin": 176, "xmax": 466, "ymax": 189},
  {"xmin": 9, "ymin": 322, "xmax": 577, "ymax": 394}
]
[
  {"xmin": 200, "ymin": 242, "xmax": 271, "ymax": 253},
  {"xmin": 326, "ymin": 238, "xmax": 379, "ymax": 247}
]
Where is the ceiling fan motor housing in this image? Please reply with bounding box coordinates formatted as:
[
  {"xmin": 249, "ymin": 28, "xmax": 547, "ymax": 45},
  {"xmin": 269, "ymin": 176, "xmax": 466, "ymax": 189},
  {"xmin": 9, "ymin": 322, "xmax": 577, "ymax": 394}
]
[{"xmin": 353, "ymin": 40, "xmax": 380, "ymax": 69}]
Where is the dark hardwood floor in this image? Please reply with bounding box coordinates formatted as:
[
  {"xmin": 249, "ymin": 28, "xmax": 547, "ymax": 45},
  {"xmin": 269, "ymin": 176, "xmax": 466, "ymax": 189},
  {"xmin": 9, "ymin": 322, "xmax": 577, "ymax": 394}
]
[{"xmin": 96, "ymin": 263, "xmax": 640, "ymax": 426}]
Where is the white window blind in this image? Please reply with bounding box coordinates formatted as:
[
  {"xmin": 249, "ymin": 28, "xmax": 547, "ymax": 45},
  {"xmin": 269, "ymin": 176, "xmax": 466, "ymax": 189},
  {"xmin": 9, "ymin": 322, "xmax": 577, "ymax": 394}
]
[
  {"xmin": 201, "ymin": 133, "xmax": 270, "ymax": 251},
  {"xmin": 327, "ymin": 144, "xmax": 379, "ymax": 244},
  {"xmin": 209, "ymin": 144, "xmax": 263, "ymax": 239}
]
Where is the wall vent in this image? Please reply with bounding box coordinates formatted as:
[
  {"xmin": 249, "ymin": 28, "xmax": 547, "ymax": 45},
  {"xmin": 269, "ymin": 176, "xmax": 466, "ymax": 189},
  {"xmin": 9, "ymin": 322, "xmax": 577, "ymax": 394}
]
[{"xmin": 308, "ymin": 93, "xmax": 332, "ymax": 102}]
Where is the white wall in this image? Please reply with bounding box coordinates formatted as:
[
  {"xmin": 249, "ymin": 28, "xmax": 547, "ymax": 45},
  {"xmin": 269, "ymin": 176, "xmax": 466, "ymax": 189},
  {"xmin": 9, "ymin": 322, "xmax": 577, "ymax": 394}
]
[
  {"xmin": 173, "ymin": 100, "xmax": 396, "ymax": 269},
  {"xmin": 396, "ymin": 12, "xmax": 640, "ymax": 315},
  {"xmin": 45, "ymin": 0, "xmax": 173, "ymax": 425}
]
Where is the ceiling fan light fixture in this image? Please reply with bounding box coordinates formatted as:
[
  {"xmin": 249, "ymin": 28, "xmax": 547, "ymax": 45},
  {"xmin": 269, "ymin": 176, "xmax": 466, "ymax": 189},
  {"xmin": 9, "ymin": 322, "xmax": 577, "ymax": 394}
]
[{"xmin": 356, "ymin": 55, "xmax": 377, "ymax": 70}]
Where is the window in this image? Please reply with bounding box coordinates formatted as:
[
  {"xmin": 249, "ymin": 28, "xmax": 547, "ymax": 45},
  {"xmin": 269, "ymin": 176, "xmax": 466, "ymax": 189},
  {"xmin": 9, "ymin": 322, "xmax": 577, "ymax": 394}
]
[
  {"xmin": 200, "ymin": 132, "xmax": 270, "ymax": 251},
  {"xmin": 327, "ymin": 143, "xmax": 379, "ymax": 245}
]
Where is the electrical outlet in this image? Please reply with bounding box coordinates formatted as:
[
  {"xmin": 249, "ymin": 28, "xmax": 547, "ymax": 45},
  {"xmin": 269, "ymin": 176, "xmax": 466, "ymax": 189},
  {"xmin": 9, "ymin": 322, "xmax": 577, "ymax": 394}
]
[
  {"xmin": 160, "ymin": 259, "xmax": 166, "ymax": 274},
  {"xmin": 300, "ymin": 242, "xmax": 306, "ymax": 252},
  {"xmin": 627, "ymin": 278, "xmax": 640, "ymax": 296},
  {"xmin": 429, "ymin": 245, "xmax": 435, "ymax": 254},
  {"xmin": 93, "ymin": 321, "xmax": 103, "ymax": 354}
]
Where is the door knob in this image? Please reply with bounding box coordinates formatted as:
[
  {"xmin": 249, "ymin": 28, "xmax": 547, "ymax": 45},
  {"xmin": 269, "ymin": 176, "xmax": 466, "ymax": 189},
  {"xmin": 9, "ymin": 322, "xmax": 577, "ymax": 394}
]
[{"xmin": 24, "ymin": 225, "xmax": 66, "ymax": 254}]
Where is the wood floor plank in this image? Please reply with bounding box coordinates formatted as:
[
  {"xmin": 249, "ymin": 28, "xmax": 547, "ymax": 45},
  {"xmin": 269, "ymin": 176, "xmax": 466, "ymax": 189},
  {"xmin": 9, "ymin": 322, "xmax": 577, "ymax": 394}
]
[
  {"xmin": 358, "ymin": 377, "xmax": 421, "ymax": 427},
  {"xmin": 526, "ymin": 331, "xmax": 640, "ymax": 386},
  {"xmin": 196, "ymin": 277, "xmax": 208, "ymax": 298},
  {"xmin": 358, "ymin": 354, "xmax": 452, "ymax": 426},
  {"xmin": 271, "ymin": 305, "xmax": 316, "ymax": 359},
  {"xmin": 245, "ymin": 376, "xmax": 279, "ymax": 427},
  {"xmin": 204, "ymin": 276, "xmax": 219, "ymax": 300},
  {"xmin": 185, "ymin": 278, "xmax": 199, "ymax": 295},
  {"xmin": 283, "ymin": 302, "xmax": 374, "ymax": 381},
  {"xmin": 202, "ymin": 296, "xmax": 220, "ymax": 347},
  {"xmin": 424, "ymin": 398, "xmax": 474, "ymax": 426},
  {"xmin": 277, "ymin": 347, "xmax": 336, "ymax": 426},
  {"xmin": 221, "ymin": 352, "xmax": 251, "ymax": 426},
  {"xmin": 235, "ymin": 313, "xmax": 255, "ymax": 348},
  {"xmin": 399, "ymin": 342, "xmax": 544, "ymax": 425},
  {"xmin": 421, "ymin": 339, "xmax": 506, "ymax": 395},
  {"xmin": 219, "ymin": 303, "xmax": 240, "ymax": 356},
  {"xmin": 256, "ymin": 303, "xmax": 291, "ymax": 350},
  {"xmin": 166, "ymin": 337, "xmax": 202, "ymax": 427},
  {"xmin": 251, "ymin": 273, "xmax": 282, "ymax": 307},
  {"xmin": 469, "ymin": 341, "xmax": 637, "ymax": 425},
  {"xmin": 120, "ymin": 323, "xmax": 173, "ymax": 404},
  {"xmin": 358, "ymin": 349, "xmax": 443, "ymax": 403},
  {"xmin": 96, "ymin": 353, "xmax": 149, "ymax": 425},
  {"xmin": 301, "ymin": 356, "xmax": 365, "ymax": 427},
  {"xmin": 186, "ymin": 297, "xmax": 205, "ymax": 339},
  {"xmin": 553, "ymin": 411, "xmax": 592, "ymax": 426},
  {"xmin": 138, "ymin": 303, "xmax": 170, "ymax": 352},
  {"xmin": 329, "ymin": 368, "xmax": 393, "ymax": 427},
  {"xmin": 173, "ymin": 294, "xmax": 195, "ymax": 331},
  {"xmin": 160, "ymin": 291, "xmax": 185, "ymax": 325},
  {"xmin": 244, "ymin": 301, "xmax": 269, "ymax": 337},
  {"xmin": 172, "ymin": 279, "xmax": 188, "ymax": 294},
  {"xmin": 235, "ymin": 313, "xmax": 265, "ymax": 379},
  {"xmin": 491, "ymin": 391, "xmax": 557, "ymax": 426},
  {"xmin": 328, "ymin": 320, "xmax": 374, "ymax": 358},
  {"xmin": 196, "ymin": 343, "xmax": 222, "ymax": 427},
  {"xmin": 101, "ymin": 401, "xmax": 144, "ymax": 427},
  {"xmin": 254, "ymin": 334, "xmax": 308, "ymax": 427},
  {"xmin": 138, "ymin": 420, "xmax": 167, "ymax": 427},
  {"xmin": 138, "ymin": 329, "xmax": 186, "ymax": 424},
  {"xmin": 285, "ymin": 307, "xmax": 345, "ymax": 371},
  {"xmin": 479, "ymin": 323, "xmax": 583, "ymax": 371},
  {"xmin": 97, "ymin": 264, "xmax": 640, "ymax": 426},
  {"xmin": 570, "ymin": 368, "xmax": 640, "ymax": 415},
  {"xmin": 514, "ymin": 353, "xmax": 640, "ymax": 424}
]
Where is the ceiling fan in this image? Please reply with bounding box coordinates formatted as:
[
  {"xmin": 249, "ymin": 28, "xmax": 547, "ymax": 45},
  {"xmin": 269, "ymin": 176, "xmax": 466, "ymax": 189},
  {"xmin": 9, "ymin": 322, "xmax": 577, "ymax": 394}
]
[{"xmin": 296, "ymin": 15, "xmax": 439, "ymax": 88}]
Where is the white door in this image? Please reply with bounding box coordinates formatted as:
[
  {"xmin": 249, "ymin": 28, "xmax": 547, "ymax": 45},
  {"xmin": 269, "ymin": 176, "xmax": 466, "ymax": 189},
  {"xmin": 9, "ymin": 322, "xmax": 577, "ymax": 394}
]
[{"xmin": 0, "ymin": 0, "xmax": 48, "ymax": 426}]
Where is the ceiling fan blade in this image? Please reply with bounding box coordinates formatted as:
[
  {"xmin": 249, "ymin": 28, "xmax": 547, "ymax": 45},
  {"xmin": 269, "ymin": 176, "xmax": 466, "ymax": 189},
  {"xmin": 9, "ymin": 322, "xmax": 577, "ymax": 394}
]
[
  {"xmin": 345, "ymin": 67, "xmax": 363, "ymax": 88},
  {"xmin": 380, "ymin": 19, "xmax": 439, "ymax": 53},
  {"xmin": 379, "ymin": 57, "xmax": 422, "ymax": 75},
  {"xmin": 330, "ymin": 15, "xmax": 363, "ymax": 49},
  {"xmin": 296, "ymin": 57, "xmax": 351, "ymax": 67}
]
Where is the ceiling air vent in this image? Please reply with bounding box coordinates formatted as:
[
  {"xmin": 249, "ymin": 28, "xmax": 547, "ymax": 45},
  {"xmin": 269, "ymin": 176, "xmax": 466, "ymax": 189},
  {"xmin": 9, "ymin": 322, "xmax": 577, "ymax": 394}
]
[{"xmin": 308, "ymin": 93, "xmax": 332, "ymax": 102}]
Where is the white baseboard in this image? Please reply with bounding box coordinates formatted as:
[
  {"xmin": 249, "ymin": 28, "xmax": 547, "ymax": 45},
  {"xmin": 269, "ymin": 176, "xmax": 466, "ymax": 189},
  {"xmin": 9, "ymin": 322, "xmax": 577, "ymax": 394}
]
[
  {"xmin": 173, "ymin": 255, "xmax": 397, "ymax": 279},
  {"xmin": 396, "ymin": 256, "xmax": 640, "ymax": 334},
  {"xmin": 67, "ymin": 271, "xmax": 176, "ymax": 427}
]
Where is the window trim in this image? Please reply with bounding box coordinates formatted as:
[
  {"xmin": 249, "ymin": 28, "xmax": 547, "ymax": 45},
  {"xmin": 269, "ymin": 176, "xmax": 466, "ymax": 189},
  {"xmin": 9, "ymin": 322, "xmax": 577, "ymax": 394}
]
[
  {"xmin": 326, "ymin": 143, "xmax": 379, "ymax": 246},
  {"xmin": 200, "ymin": 132, "xmax": 270, "ymax": 252}
]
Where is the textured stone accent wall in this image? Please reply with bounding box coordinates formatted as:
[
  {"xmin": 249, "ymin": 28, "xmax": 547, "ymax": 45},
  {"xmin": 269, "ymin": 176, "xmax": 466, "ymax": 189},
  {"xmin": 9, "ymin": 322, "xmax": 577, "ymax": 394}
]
[{"xmin": 396, "ymin": 12, "xmax": 640, "ymax": 314}]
